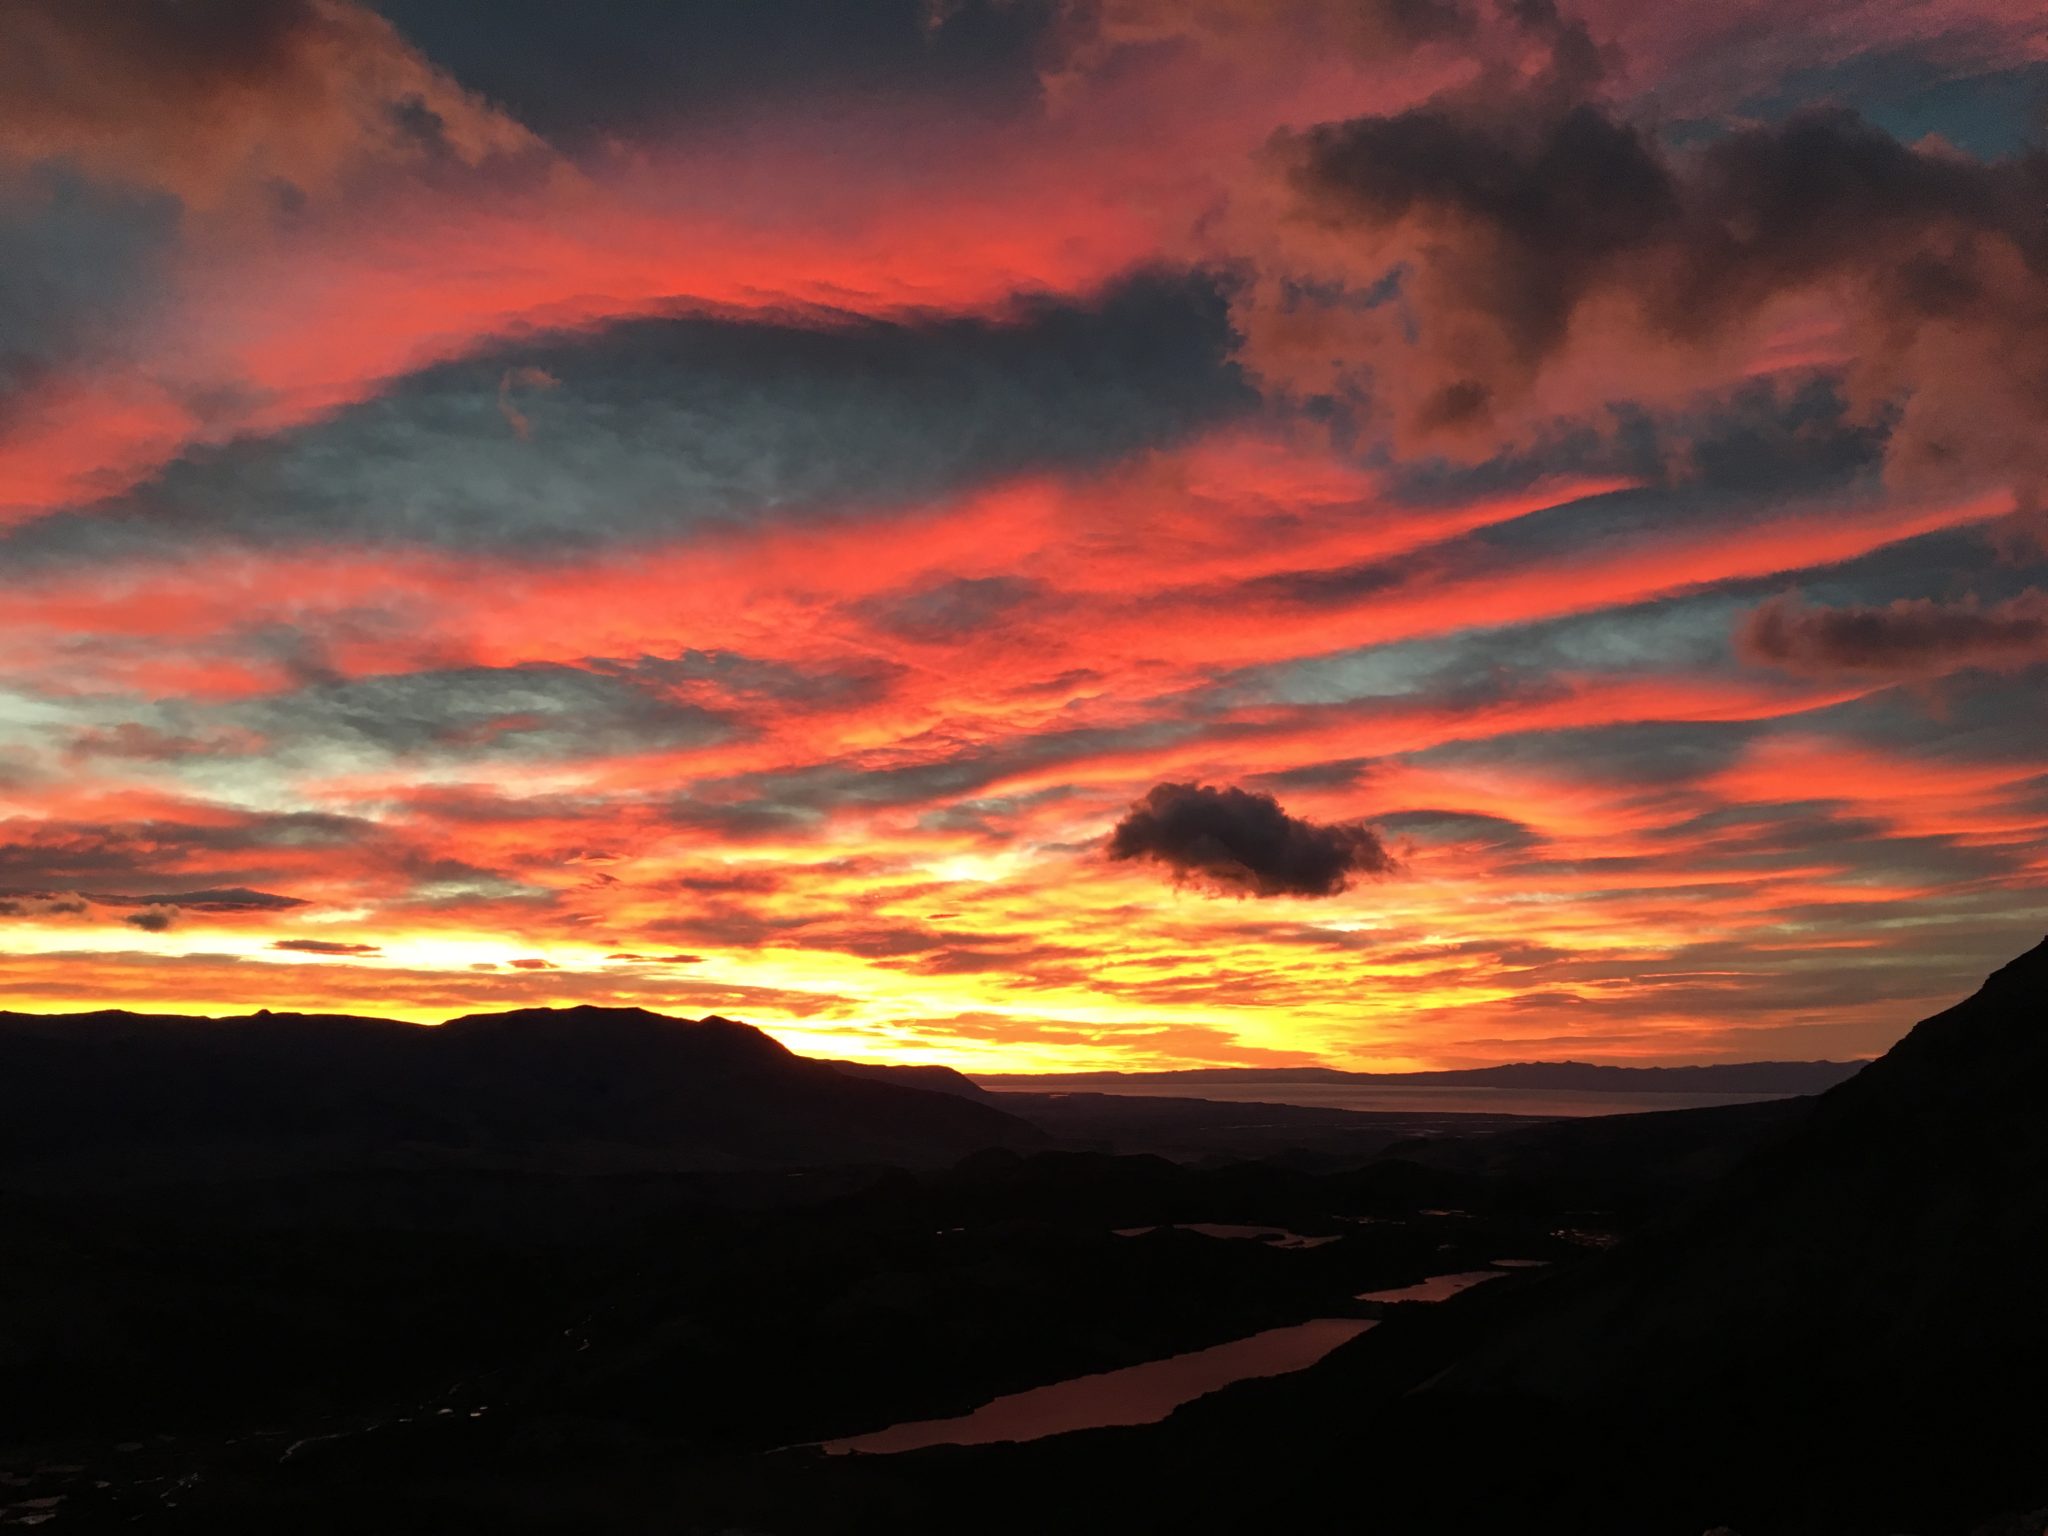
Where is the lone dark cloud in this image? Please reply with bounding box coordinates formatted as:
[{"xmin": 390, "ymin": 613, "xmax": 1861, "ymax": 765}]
[
  {"xmin": 1738, "ymin": 590, "xmax": 2048, "ymax": 678},
  {"xmin": 1108, "ymin": 781, "xmax": 1397, "ymax": 898},
  {"xmin": 271, "ymin": 938, "xmax": 381, "ymax": 955}
]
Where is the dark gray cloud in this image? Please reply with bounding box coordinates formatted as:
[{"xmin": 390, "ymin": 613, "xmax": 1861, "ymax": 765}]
[
  {"xmin": 271, "ymin": 937, "xmax": 380, "ymax": 955},
  {"xmin": 0, "ymin": 893, "xmax": 87, "ymax": 918},
  {"xmin": 680, "ymin": 715, "xmax": 1194, "ymax": 832},
  {"xmin": 3, "ymin": 272, "xmax": 1249, "ymax": 566},
  {"xmin": 97, "ymin": 886, "xmax": 309, "ymax": 912},
  {"xmin": 1374, "ymin": 808, "xmax": 1542, "ymax": 851},
  {"xmin": 611, "ymin": 649, "xmax": 900, "ymax": 712},
  {"xmin": 48, "ymin": 645, "xmax": 873, "ymax": 782},
  {"xmin": 858, "ymin": 576, "xmax": 1048, "ymax": 644},
  {"xmin": 1739, "ymin": 590, "xmax": 2048, "ymax": 678},
  {"xmin": 243, "ymin": 659, "xmax": 730, "ymax": 760},
  {"xmin": 0, "ymin": 167, "xmax": 177, "ymax": 418},
  {"xmin": 0, "ymin": 885, "xmax": 308, "ymax": 923},
  {"xmin": 1298, "ymin": 102, "xmax": 1672, "ymax": 426},
  {"xmin": 1108, "ymin": 781, "xmax": 1397, "ymax": 897},
  {"xmin": 372, "ymin": 0, "xmax": 1056, "ymax": 144},
  {"xmin": 1263, "ymin": 82, "xmax": 2048, "ymax": 498},
  {"xmin": 1206, "ymin": 381, "xmax": 1892, "ymax": 632},
  {"xmin": 1414, "ymin": 719, "xmax": 1762, "ymax": 788},
  {"xmin": 1247, "ymin": 759, "xmax": 1378, "ymax": 791},
  {"xmin": 0, "ymin": 814, "xmax": 366, "ymax": 891}
]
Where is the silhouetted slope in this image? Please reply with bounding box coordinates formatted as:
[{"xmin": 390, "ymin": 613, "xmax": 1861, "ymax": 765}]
[
  {"xmin": 823, "ymin": 1058, "xmax": 991, "ymax": 1097},
  {"xmin": 1441, "ymin": 934, "xmax": 2048, "ymax": 1404},
  {"xmin": 1317, "ymin": 934, "xmax": 2048, "ymax": 1533},
  {"xmin": 1382, "ymin": 1094, "xmax": 1813, "ymax": 1215},
  {"xmin": 0, "ymin": 1005, "xmax": 1041, "ymax": 1170}
]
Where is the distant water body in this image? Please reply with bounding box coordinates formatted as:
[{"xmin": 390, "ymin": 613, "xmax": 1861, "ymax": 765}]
[
  {"xmin": 818, "ymin": 1317, "xmax": 1374, "ymax": 1455},
  {"xmin": 982, "ymin": 1081, "xmax": 1796, "ymax": 1119},
  {"xmin": 1357, "ymin": 1270, "xmax": 1507, "ymax": 1303}
]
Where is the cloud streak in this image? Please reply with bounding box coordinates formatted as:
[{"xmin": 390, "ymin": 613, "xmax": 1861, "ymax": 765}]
[{"xmin": 1739, "ymin": 590, "xmax": 2048, "ymax": 678}]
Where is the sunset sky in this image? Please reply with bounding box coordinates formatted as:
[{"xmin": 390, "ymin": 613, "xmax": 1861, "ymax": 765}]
[{"xmin": 2, "ymin": 0, "xmax": 2045, "ymax": 1070}]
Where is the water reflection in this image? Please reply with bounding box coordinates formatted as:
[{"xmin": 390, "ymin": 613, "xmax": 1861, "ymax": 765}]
[
  {"xmin": 1112, "ymin": 1223, "xmax": 1340, "ymax": 1249},
  {"xmin": 818, "ymin": 1317, "xmax": 1375, "ymax": 1455},
  {"xmin": 1356, "ymin": 1270, "xmax": 1505, "ymax": 1304}
]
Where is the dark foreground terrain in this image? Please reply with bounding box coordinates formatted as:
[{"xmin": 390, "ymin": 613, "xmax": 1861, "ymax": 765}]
[{"xmin": 3, "ymin": 941, "xmax": 2044, "ymax": 1533}]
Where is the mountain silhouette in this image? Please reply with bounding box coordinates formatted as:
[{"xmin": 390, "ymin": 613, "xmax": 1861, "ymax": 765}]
[
  {"xmin": 1439, "ymin": 934, "xmax": 2048, "ymax": 1403},
  {"xmin": 0, "ymin": 1004, "xmax": 1041, "ymax": 1169}
]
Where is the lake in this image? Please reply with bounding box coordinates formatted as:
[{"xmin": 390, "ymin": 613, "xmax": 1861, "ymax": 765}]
[
  {"xmin": 817, "ymin": 1317, "xmax": 1375, "ymax": 1455},
  {"xmin": 1357, "ymin": 1270, "xmax": 1506, "ymax": 1303},
  {"xmin": 985, "ymin": 1081, "xmax": 1792, "ymax": 1119},
  {"xmin": 1112, "ymin": 1222, "xmax": 1341, "ymax": 1249},
  {"xmin": 1357, "ymin": 1259, "xmax": 1554, "ymax": 1303}
]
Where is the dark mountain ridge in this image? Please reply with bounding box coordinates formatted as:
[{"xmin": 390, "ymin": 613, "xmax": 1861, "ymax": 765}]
[
  {"xmin": 0, "ymin": 1005, "xmax": 1841, "ymax": 1179},
  {"xmin": 0, "ymin": 1004, "xmax": 1041, "ymax": 1171}
]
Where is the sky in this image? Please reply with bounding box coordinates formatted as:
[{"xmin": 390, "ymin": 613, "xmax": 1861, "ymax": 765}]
[{"xmin": 1, "ymin": 0, "xmax": 2045, "ymax": 1071}]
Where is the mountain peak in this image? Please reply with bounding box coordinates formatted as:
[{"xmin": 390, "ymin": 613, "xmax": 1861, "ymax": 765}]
[{"xmin": 438, "ymin": 1004, "xmax": 789, "ymax": 1049}]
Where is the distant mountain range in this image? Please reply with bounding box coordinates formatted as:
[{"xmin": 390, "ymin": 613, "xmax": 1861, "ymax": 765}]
[{"xmin": 973, "ymin": 1058, "xmax": 1869, "ymax": 1095}]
